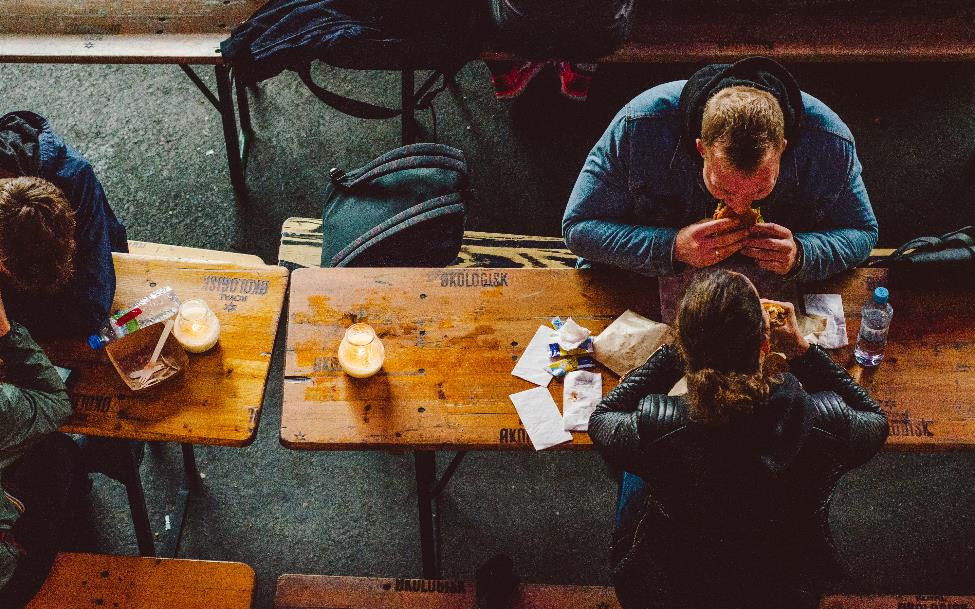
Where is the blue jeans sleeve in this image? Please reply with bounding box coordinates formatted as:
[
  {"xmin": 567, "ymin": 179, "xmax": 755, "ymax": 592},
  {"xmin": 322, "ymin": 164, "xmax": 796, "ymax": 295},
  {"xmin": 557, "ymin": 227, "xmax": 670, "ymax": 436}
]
[
  {"xmin": 792, "ymin": 147, "xmax": 878, "ymax": 281},
  {"xmin": 562, "ymin": 108, "xmax": 680, "ymax": 276}
]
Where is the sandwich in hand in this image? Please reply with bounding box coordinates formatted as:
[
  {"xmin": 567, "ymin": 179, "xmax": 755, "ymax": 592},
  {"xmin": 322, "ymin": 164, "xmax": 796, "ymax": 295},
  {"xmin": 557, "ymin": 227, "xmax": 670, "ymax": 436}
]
[
  {"xmin": 713, "ymin": 202, "xmax": 764, "ymax": 227},
  {"xmin": 762, "ymin": 302, "xmax": 788, "ymax": 328}
]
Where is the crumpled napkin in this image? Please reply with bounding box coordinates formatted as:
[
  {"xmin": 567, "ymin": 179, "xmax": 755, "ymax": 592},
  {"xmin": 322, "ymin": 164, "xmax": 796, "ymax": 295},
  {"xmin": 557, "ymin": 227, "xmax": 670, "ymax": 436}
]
[
  {"xmin": 556, "ymin": 317, "xmax": 591, "ymax": 351},
  {"xmin": 562, "ymin": 370, "xmax": 602, "ymax": 431},
  {"xmin": 509, "ymin": 387, "xmax": 574, "ymax": 451},
  {"xmin": 592, "ymin": 310, "xmax": 671, "ymax": 377},
  {"xmin": 803, "ymin": 294, "xmax": 848, "ymax": 348}
]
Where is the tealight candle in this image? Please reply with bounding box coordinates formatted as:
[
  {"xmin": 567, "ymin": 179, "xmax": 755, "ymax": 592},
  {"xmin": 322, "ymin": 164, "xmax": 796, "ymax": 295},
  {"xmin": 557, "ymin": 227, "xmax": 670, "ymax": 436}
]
[
  {"xmin": 337, "ymin": 323, "xmax": 385, "ymax": 378},
  {"xmin": 173, "ymin": 299, "xmax": 220, "ymax": 353}
]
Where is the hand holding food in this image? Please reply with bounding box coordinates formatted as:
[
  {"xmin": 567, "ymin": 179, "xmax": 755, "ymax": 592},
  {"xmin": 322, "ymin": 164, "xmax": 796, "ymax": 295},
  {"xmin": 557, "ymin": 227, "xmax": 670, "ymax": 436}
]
[
  {"xmin": 742, "ymin": 222, "xmax": 800, "ymax": 275},
  {"xmin": 674, "ymin": 218, "xmax": 750, "ymax": 268},
  {"xmin": 761, "ymin": 298, "xmax": 809, "ymax": 359}
]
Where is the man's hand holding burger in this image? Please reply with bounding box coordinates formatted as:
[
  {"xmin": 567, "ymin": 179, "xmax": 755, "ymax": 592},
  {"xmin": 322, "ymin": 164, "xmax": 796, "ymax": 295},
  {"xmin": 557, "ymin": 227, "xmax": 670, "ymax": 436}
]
[
  {"xmin": 742, "ymin": 223, "xmax": 800, "ymax": 275},
  {"xmin": 674, "ymin": 218, "xmax": 750, "ymax": 268}
]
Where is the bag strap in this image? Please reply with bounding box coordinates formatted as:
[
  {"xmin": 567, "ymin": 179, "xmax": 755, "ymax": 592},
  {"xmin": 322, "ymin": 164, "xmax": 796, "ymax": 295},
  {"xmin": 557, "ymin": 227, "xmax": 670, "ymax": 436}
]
[
  {"xmin": 297, "ymin": 65, "xmax": 401, "ymax": 119},
  {"xmin": 331, "ymin": 193, "xmax": 466, "ymax": 266},
  {"xmin": 342, "ymin": 144, "xmax": 466, "ymax": 179},
  {"xmin": 875, "ymin": 225, "xmax": 975, "ymax": 266},
  {"xmin": 296, "ymin": 63, "xmax": 453, "ymax": 120},
  {"xmin": 336, "ymin": 155, "xmax": 468, "ymax": 188}
]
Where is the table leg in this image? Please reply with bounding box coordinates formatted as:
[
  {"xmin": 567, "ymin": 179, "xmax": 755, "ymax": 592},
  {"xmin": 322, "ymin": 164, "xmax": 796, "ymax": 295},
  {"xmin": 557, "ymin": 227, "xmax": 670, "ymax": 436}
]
[
  {"xmin": 414, "ymin": 450, "xmax": 438, "ymax": 578},
  {"xmin": 214, "ymin": 64, "xmax": 248, "ymax": 204},
  {"xmin": 158, "ymin": 444, "xmax": 201, "ymax": 558},
  {"xmin": 401, "ymin": 69, "xmax": 416, "ymax": 145},
  {"xmin": 120, "ymin": 442, "xmax": 155, "ymax": 557}
]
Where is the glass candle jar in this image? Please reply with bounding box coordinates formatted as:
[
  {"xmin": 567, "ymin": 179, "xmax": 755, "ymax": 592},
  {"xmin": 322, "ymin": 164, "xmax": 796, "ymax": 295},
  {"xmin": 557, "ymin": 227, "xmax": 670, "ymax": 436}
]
[
  {"xmin": 172, "ymin": 299, "xmax": 221, "ymax": 353},
  {"xmin": 337, "ymin": 323, "xmax": 385, "ymax": 378}
]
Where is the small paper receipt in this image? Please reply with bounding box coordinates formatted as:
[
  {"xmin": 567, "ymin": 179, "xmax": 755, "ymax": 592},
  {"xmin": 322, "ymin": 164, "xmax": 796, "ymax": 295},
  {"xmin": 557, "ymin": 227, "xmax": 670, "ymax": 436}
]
[
  {"xmin": 509, "ymin": 387, "xmax": 573, "ymax": 450},
  {"xmin": 803, "ymin": 294, "xmax": 849, "ymax": 349},
  {"xmin": 511, "ymin": 326, "xmax": 557, "ymax": 387},
  {"xmin": 563, "ymin": 370, "xmax": 602, "ymax": 431}
]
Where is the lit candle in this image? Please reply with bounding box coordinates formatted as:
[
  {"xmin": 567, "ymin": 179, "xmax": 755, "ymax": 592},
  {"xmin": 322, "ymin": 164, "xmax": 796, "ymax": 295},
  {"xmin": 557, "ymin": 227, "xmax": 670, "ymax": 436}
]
[
  {"xmin": 337, "ymin": 323, "xmax": 385, "ymax": 378},
  {"xmin": 173, "ymin": 299, "xmax": 221, "ymax": 353}
]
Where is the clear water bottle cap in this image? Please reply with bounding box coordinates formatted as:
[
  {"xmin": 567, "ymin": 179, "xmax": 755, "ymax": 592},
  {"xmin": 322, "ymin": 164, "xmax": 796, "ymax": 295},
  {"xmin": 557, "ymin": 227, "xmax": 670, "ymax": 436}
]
[
  {"xmin": 87, "ymin": 334, "xmax": 106, "ymax": 350},
  {"xmin": 873, "ymin": 287, "xmax": 889, "ymax": 305}
]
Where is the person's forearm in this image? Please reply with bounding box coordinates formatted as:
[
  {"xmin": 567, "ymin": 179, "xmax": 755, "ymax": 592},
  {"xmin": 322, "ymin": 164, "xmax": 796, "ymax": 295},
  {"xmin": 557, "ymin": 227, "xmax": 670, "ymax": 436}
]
[
  {"xmin": 564, "ymin": 219, "xmax": 679, "ymax": 276},
  {"xmin": 791, "ymin": 227, "xmax": 877, "ymax": 281},
  {"xmin": 0, "ymin": 323, "xmax": 68, "ymax": 395}
]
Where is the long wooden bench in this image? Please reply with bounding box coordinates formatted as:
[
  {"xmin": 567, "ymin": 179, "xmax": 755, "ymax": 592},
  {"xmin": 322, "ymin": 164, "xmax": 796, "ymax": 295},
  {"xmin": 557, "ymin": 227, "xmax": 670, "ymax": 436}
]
[
  {"xmin": 278, "ymin": 216, "xmax": 893, "ymax": 271},
  {"xmin": 482, "ymin": 4, "xmax": 975, "ymax": 63},
  {"xmin": 275, "ymin": 575, "xmax": 975, "ymax": 609},
  {"xmin": 26, "ymin": 552, "xmax": 255, "ymax": 609}
]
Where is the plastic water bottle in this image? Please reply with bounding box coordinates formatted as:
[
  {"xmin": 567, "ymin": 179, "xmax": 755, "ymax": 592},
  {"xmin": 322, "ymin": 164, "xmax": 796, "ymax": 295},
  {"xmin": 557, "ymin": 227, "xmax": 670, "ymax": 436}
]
[
  {"xmin": 87, "ymin": 287, "xmax": 181, "ymax": 349},
  {"xmin": 854, "ymin": 287, "xmax": 893, "ymax": 367}
]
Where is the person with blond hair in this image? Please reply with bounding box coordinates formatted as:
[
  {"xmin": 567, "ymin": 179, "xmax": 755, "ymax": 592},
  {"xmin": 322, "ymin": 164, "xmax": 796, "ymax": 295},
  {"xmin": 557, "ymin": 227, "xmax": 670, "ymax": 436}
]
[
  {"xmin": 563, "ymin": 57, "xmax": 878, "ymax": 281},
  {"xmin": 590, "ymin": 269, "xmax": 888, "ymax": 608}
]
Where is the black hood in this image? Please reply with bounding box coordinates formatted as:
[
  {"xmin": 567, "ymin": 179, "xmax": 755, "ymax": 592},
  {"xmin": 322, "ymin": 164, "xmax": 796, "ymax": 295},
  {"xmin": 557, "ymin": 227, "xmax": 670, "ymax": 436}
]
[
  {"xmin": 0, "ymin": 112, "xmax": 45, "ymax": 177},
  {"xmin": 678, "ymin": 56, "xmax": 805, "ymax": 159}
]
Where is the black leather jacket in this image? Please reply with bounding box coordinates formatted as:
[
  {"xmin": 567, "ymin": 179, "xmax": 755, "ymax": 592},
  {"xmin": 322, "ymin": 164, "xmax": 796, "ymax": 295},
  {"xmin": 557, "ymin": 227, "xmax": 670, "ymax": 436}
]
[{"xmin": 589, "ymin": 344, "xmax": 888, "ymax": 609}]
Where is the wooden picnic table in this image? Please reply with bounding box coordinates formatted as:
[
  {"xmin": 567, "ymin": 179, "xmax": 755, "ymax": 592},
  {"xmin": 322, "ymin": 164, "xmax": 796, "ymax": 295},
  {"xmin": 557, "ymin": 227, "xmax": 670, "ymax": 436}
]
[
  {"xmin": 38, "ymin": 251, "xmax": 288, "ymax": 557},
  {"xmin": 44, "ymin": 252, "xmax": 288, "ymax": 446},
  {"xmin": 283, "ymin": 266, "xmax": 974, "ymax": 578},
  {"xmin": 284, "ymin": 267, "xmax": 974, "ymax": 452}
]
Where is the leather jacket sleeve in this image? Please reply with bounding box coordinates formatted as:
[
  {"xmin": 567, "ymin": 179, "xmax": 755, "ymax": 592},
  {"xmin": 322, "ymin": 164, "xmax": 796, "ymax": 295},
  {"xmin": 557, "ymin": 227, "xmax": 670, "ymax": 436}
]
[
  {"xmin": 791, "ymin": 345, "xmax": 889, "ymax": 465},
  {"xmin": 589, "ymin": 344, "xmax": 684, "ymax": 468}
]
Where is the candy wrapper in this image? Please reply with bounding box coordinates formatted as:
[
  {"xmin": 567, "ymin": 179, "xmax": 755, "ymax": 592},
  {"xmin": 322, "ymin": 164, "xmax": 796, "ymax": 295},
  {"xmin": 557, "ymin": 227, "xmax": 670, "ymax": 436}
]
[
  {"xmin": 545, "ymin": 355, "xmax": 595, "ymax": 379},
  {"xmin": 548, "ymin": 337, "xmax": 594, "ymax": 359},
  {"xmin": 556, "ymin": 317, "xmax": 591, "ymax": 351}
]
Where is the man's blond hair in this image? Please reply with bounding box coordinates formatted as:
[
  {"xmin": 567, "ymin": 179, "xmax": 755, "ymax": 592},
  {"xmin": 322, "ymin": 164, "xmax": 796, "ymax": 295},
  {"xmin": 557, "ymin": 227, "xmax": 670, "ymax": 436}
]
[{"xmin": 701, "ymin": 86, "xmax": 785, "ymax": 172}]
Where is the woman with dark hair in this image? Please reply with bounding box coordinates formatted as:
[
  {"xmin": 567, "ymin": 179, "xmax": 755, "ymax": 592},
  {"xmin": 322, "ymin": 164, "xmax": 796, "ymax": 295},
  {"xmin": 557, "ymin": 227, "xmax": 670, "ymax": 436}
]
[{"xmin": 590, "ymin": 269, "xmax": 888, "ymax": 609}]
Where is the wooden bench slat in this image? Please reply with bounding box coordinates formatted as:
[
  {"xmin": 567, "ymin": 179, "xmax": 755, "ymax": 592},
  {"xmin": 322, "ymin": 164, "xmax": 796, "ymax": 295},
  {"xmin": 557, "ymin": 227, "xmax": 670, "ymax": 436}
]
[
  {"xmin": 276, "ymin": 576, "xmax": 975, "ymax": 609},
  {"xmin": 0, "ymin": 34, "xmax": 226, "ymax": 64},
  {"xmin": 27, "ymin": 553, "xmax": 255, "ymax": 609},
  {"xmin": 275, "ymin": 575, "xmax": 620, "ymax": 609},
  {"xmin": 128, "ymin": 240, "xmax": 266, "ymax": 266},
  {"xmin": 484, "ymin": 12, "xmax": 975, "ymax": 63}
]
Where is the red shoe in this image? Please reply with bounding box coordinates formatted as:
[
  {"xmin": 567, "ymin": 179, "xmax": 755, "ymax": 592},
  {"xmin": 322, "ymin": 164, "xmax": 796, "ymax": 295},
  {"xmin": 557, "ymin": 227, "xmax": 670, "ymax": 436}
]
[
  {"xmin": 558, "ymin": 62, "xmax": 596, "ymax": 102},
  {"xmin": 489, "ymin": 61, "xmax": 547, "ymax": 100}
]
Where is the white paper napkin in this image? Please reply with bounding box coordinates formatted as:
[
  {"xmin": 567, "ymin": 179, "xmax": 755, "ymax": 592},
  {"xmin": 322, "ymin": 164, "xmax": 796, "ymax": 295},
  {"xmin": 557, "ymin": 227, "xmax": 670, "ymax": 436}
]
[
  {"xmin": 563, "ymin": 370, "xmax": 603, "ymax": 431},
  {"xmin": 511, "ymin": 325, "xmax": 556, "ymax": 387},
  {"xmin": 803, "ymin": 294, "xmax": 849, "ymax": 349},
  {"xmin": 557, "ymin": 317, "xmax": 591, "ymax": 351},
  {"xmin": 509, "ymin": 387, "xmax": 574, "ymax": 450}
]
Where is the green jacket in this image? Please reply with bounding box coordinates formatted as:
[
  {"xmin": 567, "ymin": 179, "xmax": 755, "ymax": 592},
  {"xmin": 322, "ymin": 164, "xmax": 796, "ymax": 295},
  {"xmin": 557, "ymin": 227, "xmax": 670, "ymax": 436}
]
[{"xmin": 0, "ymin": 322, "xmax": 72, "ymax": 589}]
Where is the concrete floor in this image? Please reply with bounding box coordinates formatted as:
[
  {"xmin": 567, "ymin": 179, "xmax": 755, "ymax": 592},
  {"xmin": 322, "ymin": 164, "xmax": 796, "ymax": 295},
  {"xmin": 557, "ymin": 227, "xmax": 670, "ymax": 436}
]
[{"xmin": 1, "ymin": 61, "xmax": 973, "ymax": 608}]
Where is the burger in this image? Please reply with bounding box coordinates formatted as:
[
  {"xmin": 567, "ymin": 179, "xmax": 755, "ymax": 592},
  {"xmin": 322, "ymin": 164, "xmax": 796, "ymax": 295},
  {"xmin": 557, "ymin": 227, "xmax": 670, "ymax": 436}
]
[
  {"xmin": 762, "ymin": 302, "xmax": 788, "ymax": 328},
  {"xmin": 713, "ymin": 202, "xmax": 764, "ymax": 227}
]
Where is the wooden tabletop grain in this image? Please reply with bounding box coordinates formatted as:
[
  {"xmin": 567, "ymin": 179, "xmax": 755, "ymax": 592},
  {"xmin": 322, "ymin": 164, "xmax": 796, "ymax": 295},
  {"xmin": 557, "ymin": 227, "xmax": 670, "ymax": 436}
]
[
  {"xmin": 41, "ymin": 253, "xmax": 288, "ymax": 447},
  {"xmin": 283, "ymin": 267, "xmax": 974, "ymax": 451}
]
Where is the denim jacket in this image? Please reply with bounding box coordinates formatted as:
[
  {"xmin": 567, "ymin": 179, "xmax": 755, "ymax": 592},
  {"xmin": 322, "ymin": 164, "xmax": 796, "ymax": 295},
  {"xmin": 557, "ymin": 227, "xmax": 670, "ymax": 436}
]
[{"xmin": 562, "ymin": 81, "xmax": 879, "ymax": 281}]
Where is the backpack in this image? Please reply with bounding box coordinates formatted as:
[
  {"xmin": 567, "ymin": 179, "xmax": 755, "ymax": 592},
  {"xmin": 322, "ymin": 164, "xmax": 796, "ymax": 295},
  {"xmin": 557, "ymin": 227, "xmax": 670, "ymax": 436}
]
[
  {"xmin": 321, "ymin": 144, "xmax": 470, "ymax": 267},
  {"xmin": 221, "ymin": 0, "xmax": 485, "ymax": 119}
]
